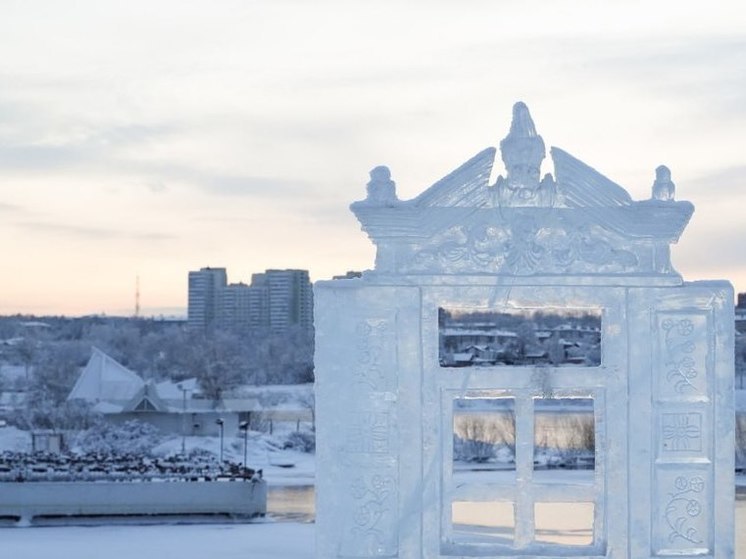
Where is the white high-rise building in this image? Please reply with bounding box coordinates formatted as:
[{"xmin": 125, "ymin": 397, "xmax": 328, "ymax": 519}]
[
  {"xmin": 187, "ymin": 267, "xmax": 313, "ymax": 334},
  {"xmin": 187, "ymin": 267, "xmax": 227, "ymax": 330},
  {"xmin": 220, "ymin": 282, "xmax": 252, "ymax": 330},
  {"xmin": 264, "ymin": 269, "xmax": 314, "ymax": 333}
]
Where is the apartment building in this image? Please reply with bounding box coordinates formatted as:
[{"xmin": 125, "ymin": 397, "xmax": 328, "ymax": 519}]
[{"xmin": 187, "ymin": 267, "xmax": 313, "ymax": 333}]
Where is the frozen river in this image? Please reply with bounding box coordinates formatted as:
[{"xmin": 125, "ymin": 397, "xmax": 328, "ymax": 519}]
[{"xmin": 3, "ymin": 487, "xmax": 745, "ymax": 559}]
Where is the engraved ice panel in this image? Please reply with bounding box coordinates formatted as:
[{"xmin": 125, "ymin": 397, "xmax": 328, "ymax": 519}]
[
  {"xmin": 656, "ymin": 313, "xmax": 710, "ymax": 400},
  {"xmin": 653, "ymin": 469, "xmax": 712, "ymax": 556},
  {"xmin": 658, "ymin": 407, "xmax": 709, "ymax": 460}
]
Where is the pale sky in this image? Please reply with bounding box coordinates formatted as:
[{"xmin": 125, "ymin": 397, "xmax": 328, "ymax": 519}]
[{"xmin": 1, "ymin": 1, "xmax": 745, "ymax": 316}]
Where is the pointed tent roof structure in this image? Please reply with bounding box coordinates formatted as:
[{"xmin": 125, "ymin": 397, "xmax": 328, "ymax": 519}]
[{"xmin": 67, "ymin": 347, "xmax": 145, "ymax": 403}]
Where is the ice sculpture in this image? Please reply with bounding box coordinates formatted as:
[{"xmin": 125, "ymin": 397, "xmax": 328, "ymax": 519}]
[{"xmin": 315, "ymin": 103, "xmax": 734, "ymax": 559}]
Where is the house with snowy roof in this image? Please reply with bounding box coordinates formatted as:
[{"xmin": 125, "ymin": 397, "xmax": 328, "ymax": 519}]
[{"xmin": 67, "ymin": 347, "xmax": 253, "ymax": 436}]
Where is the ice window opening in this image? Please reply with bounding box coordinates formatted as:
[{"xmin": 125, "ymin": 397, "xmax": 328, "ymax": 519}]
[
  {"xmin": 534, "ymin": 502, "xmax": 595, "ymax": 546},
  {"xmin": 439, "ymin": 308, "xmax": 602, "ymax": 368},
  {"xmin": 447, "ymin": 393, "xmax": 600, "ymax": 554},
  {"xmin": 453, "ymin": 397, "xmax": 516, "ymax": 475},
  {"xmin": 451, "ymin": 501, "xmax": 515, "ymax": 545},
  {"xmin": 534, "ymin": 397, "xmax": 595, "ymax": 485}
]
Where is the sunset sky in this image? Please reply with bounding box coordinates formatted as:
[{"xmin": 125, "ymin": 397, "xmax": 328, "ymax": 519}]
[{"xmin": 1, "ymin": 1, "xmax": 745, "ymax": 316}]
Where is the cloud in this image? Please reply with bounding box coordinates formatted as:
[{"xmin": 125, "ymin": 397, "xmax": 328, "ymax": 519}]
[
  {"xmin": 0, "ymin": 111, "xmax": 312, "ymax": 200},
  {"xmin": 677, "ymin": 225, "xmax": 746, "ymax": 270},
  {"xmin": 0, "ymin": 144, "xmax": 85, "ymax": 170},
  {"xmin": 145, "ymin": 180, "xmax": 168, "ymax": 193},
  {"xmin": 0, "ymin": 202, "xmax": 23, "ymax": 213},
  {"xmin": 0, "ymin": 122, "xmax": 179, "ymax": 172},
  {"xmin": 201, "ymin": 175, "xmax": 307, "ymax": 197},
  {"xmin": 446, "ymin": 33, "xmax": 746, "ymax": 118},
  {"xmin": 125, "ymin": 158, "xmax": 312, "ymax": 198},
  {"xmin": 295, "ymin": 64, "xmax": 449, "ymax": 91},
  {"xmin": 578, "ymin": 35, "xmax": 746, "ymax": 116},
  {"xmin": 134, "ymin": 232, "xmax": 176, "ymax": 242},
  {"xmin": 15, "ymin": 221, "xmax": 175, "ymax": 242},
  {"xmin": 685, "ymin": 165, "xmax": 746, "ymax": 197}
]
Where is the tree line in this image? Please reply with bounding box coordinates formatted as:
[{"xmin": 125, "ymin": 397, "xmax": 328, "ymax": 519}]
[{"xmin": 0, "ymin": 316, "xmax": 314, "ymax": 429}]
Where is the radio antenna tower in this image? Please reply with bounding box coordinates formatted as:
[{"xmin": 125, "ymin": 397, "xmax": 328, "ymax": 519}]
[{"xmin": 135, "ymin": 275, "xmax": 141, "ymax": 318}]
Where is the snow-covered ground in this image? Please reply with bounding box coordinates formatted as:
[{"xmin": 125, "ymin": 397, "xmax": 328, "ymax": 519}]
[
  {"xmin": 2, "ymin": 522, "xmax": 316, "ymax": 559},
  {"xmin": 4, "ymin": 503, "xmax": 746, "ymax": 559}
]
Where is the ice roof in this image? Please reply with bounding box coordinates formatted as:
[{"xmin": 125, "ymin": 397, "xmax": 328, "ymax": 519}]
[{"xmin": 351, "ymin": 102, "xmax": 694, "ymax": 280}]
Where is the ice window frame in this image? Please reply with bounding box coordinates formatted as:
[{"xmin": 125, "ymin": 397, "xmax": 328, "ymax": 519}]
[{"xmin": 441, "ymin": 388, "xmax": 606, "ymax": 557}]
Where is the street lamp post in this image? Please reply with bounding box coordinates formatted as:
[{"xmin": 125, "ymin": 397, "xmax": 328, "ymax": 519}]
[
  {"xmin": 215, "ymin": 418, "xmax": 224, "ymax": 464},
  {"xmin": 239, "ymin": 420, "xmax": 249, "ymax": 473},
  {"xmin": 178, "ymin": 384, "xmax": 188, "ymax": 455}
]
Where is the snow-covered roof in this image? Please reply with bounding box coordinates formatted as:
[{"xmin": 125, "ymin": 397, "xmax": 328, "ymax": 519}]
[
  {"xmin": 221, "ymin": 398, "xmax": 263, "ymax": 412},
  {"xmin": 0, "ymin": 365, "xmax": 27, "ymax": 382},
  {"xmin": 20, "ymin": 321, "xmax": 51, "ymax": 328},
  {"xmin": 123, "ymin": 381, "xmax": 170, "ymax": 413},
  {"xmin": 441, "ymin": 329, "xmax": 517, "ymax": 337},
  {"xmin": 67, "ymin": 347, "xmax": 144, "ymax": 403},
  {"xmin": 92, "ymin": 401, "xmax": 124, "ymax": 414},
  {"xmin": 451, "ymin": 353, "xmax": 475, "ymax": 362},
  {"xmin": 155, "ymin": 378, "xmax": 198, "ymax": 400}
]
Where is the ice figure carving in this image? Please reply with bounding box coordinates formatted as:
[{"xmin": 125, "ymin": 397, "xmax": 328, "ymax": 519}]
[
  {"xmin": 362, "ymin": 166, "xmax": 399, "ymax": 207},
  {"xmin": 316, "ymin": 102, "xmax": 734, "ymax": 559},
  {"xmin": 652, "ymin": 165, "xmax": 676, "ymax": 201},
  {"xmin": 495, "ymin": 101, "xmax": 556, "ymax": 207}
]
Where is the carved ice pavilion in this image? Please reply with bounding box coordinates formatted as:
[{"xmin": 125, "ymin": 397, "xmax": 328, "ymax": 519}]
[{"xmin": 315, "ymin": 103, "xmax": 734, "ymax": 559}]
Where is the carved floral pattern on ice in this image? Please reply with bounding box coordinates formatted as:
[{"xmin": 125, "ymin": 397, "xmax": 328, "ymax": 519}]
[
  {"xmin": 661, "ymin": 413, "xmax": 702, "ymax": 452},
  {"xmin": 664, "ymin": 475, "xmax": 706, "ymax": 546},
  {"xmin": 658, "ymin": 314, "xmax": 708, "ymax": 398},
  {"xmin": 345, "ymin": 412, "xmax": 391, "ymax": 454},
  {"xmin": 340, "ymin": 475, "xmax": 397, "ymax": 558},
  {"xmin": 354, "ymin": 319, "xmax": 393, "ymax": 391},
  {"xmin": 410, "ymin": 219, "xmax": 638, "ymax": 275}
]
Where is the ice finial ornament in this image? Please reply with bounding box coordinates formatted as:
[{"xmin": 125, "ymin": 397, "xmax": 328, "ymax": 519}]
[
  {"xmin": 363, "ymin": 165, "xmax": 399, "ymax": 206},
  {"xmin": 495, "ymin": 102, "xmax": 556, "ymax": 206},
  {"xmin": 652, "ymin": 165, "xmax": 675, "ymax": 201}
]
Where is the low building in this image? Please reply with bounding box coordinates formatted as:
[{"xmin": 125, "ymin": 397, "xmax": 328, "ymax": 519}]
[
  {"xmin": 67, "ymin": 347, "xmax": 312, "ymax": 436},
  {"xmin": 67, "ymin": 348, "xmax": 250, "ymax": 436}
]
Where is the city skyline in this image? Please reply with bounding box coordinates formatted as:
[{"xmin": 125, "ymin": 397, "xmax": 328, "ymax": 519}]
[
  {"xmin": 1, "ymin": 1, "xmax": 745, "ymax": 315},
  {"xmin": 188, "ymin": 266, "xmax": 313, "ymax": 331}
]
